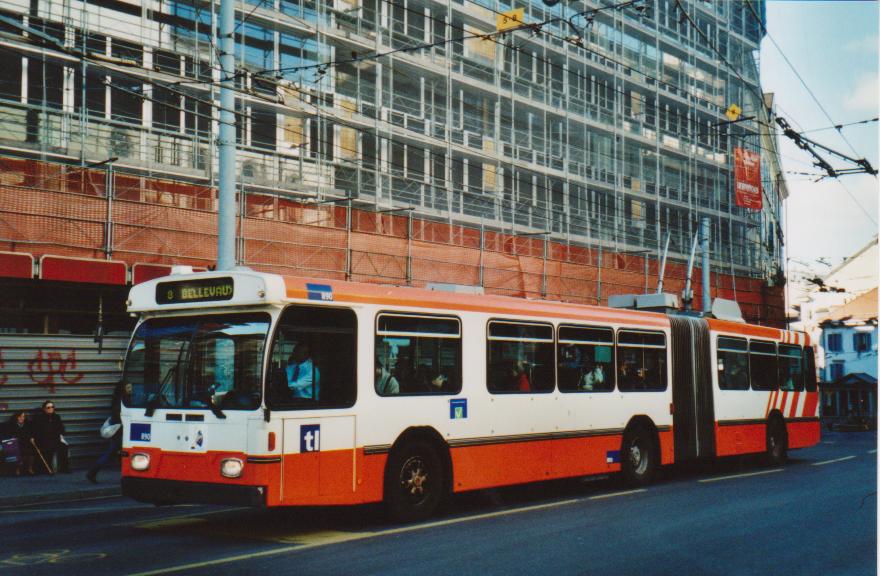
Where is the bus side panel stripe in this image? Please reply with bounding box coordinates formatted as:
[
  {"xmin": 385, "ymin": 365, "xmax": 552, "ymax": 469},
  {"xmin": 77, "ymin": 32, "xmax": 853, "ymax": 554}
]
[
  {"xmin": 788, "ymin": 392, "xmax": 801, "ymax": 418},
  {"xmin": 715, "ymin": 423, "xmax": 766, "ymax": 457},
  {"xmin": 449, "ymin": 435, "xmax": 622, "ymax": 492},
  {"xmin": 787, "ymin": 420, "xmax": 821, "ymax": 449},
  {"xmin": 765, "ymin": 390, "xmax": 776, "ymax": 418},
  {"xmin": 802, "ymin": 392, "xmax": 820, "ymax": 418}
]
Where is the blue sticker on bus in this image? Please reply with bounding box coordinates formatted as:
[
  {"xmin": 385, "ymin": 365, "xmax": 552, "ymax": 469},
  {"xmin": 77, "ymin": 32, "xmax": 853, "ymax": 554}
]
[
  {"xmin": 450, "ymin": 398, "xmax": 467, "ymax": 420},
  {"xmin": 306, "ymin": 283, "xmax": 333, "ymax": 301},
  {"xmin": 131, "ymin": 423, "xmax": 151, "ymax": 442},
  {"xmin": 300, "ymin": 424, "xmax": 321, "ymax": 452},
  {"xmin": 606, "ymin": 450, "xmax": 620, "ymax": 464}
]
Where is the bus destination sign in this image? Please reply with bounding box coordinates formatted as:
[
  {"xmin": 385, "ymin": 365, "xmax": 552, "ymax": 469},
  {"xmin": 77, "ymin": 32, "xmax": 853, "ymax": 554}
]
[{"xmin": 156, "ymin": 277, "xmax": 235, "ymax": 304}]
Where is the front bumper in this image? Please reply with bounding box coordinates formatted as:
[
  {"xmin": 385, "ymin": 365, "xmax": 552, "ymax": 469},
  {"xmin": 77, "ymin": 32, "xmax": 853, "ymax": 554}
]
[{"xmin": 122, "ymin": 477, "xmax": 267, "ymax": 507}]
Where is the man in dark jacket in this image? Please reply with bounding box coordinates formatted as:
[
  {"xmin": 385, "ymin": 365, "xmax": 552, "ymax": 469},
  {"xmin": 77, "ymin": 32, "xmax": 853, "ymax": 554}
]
[{"xmin": 31, "ymin": 400, "xmax": 70, "ymax": 474}]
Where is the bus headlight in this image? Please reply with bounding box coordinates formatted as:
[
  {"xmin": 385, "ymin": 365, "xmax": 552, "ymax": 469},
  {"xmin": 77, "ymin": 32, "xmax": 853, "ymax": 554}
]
[
  {"xmin": 130, "ymin": 453, "xmax": 150, "ymax": 471},
  {"xmin": 220, "ymin": 458, "xmax": 244, "ymax": 478}
]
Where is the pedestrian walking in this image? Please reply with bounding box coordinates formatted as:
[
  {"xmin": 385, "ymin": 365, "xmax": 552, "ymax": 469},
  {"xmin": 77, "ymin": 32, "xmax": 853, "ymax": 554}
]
[{"xmin": 86, "ymin": 382, "xmax": 130, "ymax": 483}]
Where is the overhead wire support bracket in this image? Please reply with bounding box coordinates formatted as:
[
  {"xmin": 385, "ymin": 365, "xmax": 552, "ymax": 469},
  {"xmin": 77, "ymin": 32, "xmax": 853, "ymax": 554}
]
[{"xmin": 776, "ymin": 117, "xmax": 878, "ymax": 178}]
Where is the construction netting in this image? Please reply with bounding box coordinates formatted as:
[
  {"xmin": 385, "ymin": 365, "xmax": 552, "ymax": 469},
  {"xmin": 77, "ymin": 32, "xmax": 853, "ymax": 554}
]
[{"xmin": 0, "ymin": 156, "xmax": 785, "ymax": 326}]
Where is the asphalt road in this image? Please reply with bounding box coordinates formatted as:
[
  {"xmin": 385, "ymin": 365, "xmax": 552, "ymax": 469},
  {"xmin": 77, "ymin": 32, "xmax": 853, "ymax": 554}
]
[{"xmin": 1, "ymin": 431, "xmax": 875, "ymax": 576}]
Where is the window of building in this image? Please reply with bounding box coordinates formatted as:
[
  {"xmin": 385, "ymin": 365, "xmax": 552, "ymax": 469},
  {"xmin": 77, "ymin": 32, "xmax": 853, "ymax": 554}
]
[
  {"xmin": 829, "ymin": 362, "xmax": 844, "ymax": 382},
  {"xmin": 717, "ymin": 336, "xmax": 749, "ymax": 390},
  {"xmin": 616, "ymin": 330, "xmax": 667, "ymax": 392},
  {"xmin": 749, "ymin": 340, "xmax": 777, "ymax": 391},
  {"xmin": 558, "ymin": 325, "xmax": 614, "ymax": 392},
  {"xmin": 853, "ymin": 332, "xmax": 871, "ymax": 353},
  {"xmin": 778, "ymin": 344, "xmax": 804, "ymax": 392},
  {"xmin": 826, "ymin": 332, "xmax": 842, "ymax": 352},
  {"xmin": 267, "ymin": 306, "xmax": 357, "ymax": 409},
  {"xmin": 487, "ymin": 321, "xmax": 555, "ymax": 393},
  {"xmin": 375, "ymin": 313, "xmax": 461, "ymax": 396}
]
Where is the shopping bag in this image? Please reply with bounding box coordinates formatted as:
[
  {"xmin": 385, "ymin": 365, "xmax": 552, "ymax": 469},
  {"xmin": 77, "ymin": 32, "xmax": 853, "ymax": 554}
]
[
  {"xmin": 1, "ymin": 437, "xmax": 21, "ymax": 464},
  {"xmin": 100, "ymin": 417, "xmax": 122, "ymax": 439}
]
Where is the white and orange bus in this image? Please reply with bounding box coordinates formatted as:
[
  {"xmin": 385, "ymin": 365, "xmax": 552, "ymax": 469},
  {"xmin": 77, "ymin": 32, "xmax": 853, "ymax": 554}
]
[{"xmin": 120, "ymin": 269, "xmax": 819, "ymax": 520}]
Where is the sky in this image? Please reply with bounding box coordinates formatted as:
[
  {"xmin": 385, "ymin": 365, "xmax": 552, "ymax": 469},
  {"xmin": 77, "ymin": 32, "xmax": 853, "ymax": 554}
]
[{"xmin": 761, "ymin": 1, "xmax": 879, "ymax": 277}]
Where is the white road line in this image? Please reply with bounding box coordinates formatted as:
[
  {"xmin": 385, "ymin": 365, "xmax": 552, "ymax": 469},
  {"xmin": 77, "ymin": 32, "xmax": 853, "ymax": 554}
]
[
  {"xmin": 868, "ymin": 449, "xmax": 877, "ymax": 454},
  {"xmin": 697, "ymin": 468, "xmax": 783, "ymax": 483},
  {"xmin": 124, "ymin": 498, "xmax": 583, "ymax": 576},
  {"xmin": 588, "ymin": 489, "xmax": 646, "ymax": 500},
  {"xmin": 811, "ymin": 455, "xmax": 857, "ymax": 466}
]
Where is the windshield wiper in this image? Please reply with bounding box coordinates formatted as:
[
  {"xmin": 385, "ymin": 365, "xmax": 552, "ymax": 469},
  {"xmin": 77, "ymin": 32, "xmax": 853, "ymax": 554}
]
[
  {"xmin": 145, "ymin": 364, "xmax": 179, "ymax": 417},
  {"xmin": 207, "ymin": 395, "xmax": 226, "ymax": 419}
]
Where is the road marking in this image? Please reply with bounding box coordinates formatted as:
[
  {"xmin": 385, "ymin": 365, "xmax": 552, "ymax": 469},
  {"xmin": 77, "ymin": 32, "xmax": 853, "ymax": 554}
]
[
  {"xmin": 821, "ymin": 441, "xmax": 837, "ymax": 445},
  {"xmin": 0, "ymin": 506, "xmax": 134, "ymax": 514},
  {"xmin": 697, "ymin": 468, "xmax": 783, "ymax": 483},
  {"xmin": 868, "ymin": 449, "xmax": 877, "ymax": 454},
  {"xmin": 122, "ymin": 506, "xmax": 249, "ymax": 529},
  {"xmin": 811, "ymin": 455, "xmax": 857, "ymax": 466},
  {"xmin": 124, "ymin": 498, "xmax": 582, "ymax": 576},
  {"xmin": 588, "ymin": 489, "xmax": 646, "ymax": 500}
]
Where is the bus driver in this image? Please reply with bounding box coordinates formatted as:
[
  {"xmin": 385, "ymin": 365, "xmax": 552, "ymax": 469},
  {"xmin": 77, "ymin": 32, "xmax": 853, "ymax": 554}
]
[{"xmin": 287, "ymin": 343, "xmax": 320, "ymax": 400}]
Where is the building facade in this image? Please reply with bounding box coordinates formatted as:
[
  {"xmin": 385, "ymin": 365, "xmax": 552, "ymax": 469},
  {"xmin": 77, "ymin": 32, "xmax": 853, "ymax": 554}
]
[{"xmin": 0, "ymin": 0, "xmax": 788, "ymax": 463}]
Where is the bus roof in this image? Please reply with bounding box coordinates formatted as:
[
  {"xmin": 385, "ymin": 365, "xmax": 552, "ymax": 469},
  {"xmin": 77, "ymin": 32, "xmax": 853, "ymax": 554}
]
[{"xmin": 129, "ymin": 270, "xmax": 807, "ymax": 343}]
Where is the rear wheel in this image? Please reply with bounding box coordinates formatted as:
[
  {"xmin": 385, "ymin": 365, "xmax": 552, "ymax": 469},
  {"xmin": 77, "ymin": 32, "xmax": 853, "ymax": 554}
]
[
  {"xmin": 766, "ymin": 418, "xmax": 788, "ymax": 465},
  {"xmin": 385, "ymin": 441, "xmax": 445, "ymax": 522},
  {"xmin": 621, "ymin": 427, "xmax": 657, "ymax": 486}
]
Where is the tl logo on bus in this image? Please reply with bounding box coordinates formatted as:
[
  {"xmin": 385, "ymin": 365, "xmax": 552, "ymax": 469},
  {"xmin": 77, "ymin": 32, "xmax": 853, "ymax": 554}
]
[{"xmin": 300, "ymin": 425, "xmax": 320, "ymax": 452}]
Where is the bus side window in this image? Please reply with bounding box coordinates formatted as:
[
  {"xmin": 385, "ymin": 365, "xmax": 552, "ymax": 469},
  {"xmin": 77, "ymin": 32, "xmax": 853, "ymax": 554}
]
[
  {"xmin": 487, "ymin": 321, "xmax": 555, "ymax": 394},
  {"xmin": 803, "ymin": 346, "xmax": 818, "ymax": 392},
  {"xmin": 717, "ymin": 336, "xmax": 749, "ymax": 390},
  {"xmin": 375, "ymin": 313, "xmax": 461, "ymax": 396},
  {"xmin": 778, "ymin": 344, "xmax": 804, "ymax": 392},
  {"xmin": 749, "ymin": 340, "xmax": 777, "ymax": 391},
  {"xmin": 268, "ymin": 305, "xmax": 357, "ymax": 410},
  {"xmin": 557, "ymin": 325, "xmax": 614, "ymax": 393},
  {"xmin": 616, "ymin": 330, "xmax": 667, "ymax": 392}
]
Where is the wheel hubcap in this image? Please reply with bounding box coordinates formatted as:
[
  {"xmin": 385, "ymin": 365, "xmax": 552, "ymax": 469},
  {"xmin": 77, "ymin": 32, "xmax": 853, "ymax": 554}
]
[
  {"xmin": 401, "ymin": 457, "xmax": 428, "ymax": 500},
  {"xmin": 630, "ymin": 440, "xmax": 647, "ymax": 474}
]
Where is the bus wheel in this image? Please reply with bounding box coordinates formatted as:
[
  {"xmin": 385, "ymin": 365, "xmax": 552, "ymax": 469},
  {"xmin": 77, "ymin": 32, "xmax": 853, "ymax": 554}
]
[
  {"xmin": 385, "ymin": 442, "xmax": 445, "ymax": 522},
  {"xmin": 621, "ymin": 427, "xmax": 656, "ymax": 486},
  {"xmin": 765, "ymin": 419, "xmax": 788, "ymax": 465}
]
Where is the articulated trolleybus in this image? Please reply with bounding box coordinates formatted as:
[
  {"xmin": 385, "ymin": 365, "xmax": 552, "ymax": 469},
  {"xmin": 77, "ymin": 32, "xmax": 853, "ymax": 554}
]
[{"xmin": 121, "ymin": 268, "xmax": 819, "ymax": 521}]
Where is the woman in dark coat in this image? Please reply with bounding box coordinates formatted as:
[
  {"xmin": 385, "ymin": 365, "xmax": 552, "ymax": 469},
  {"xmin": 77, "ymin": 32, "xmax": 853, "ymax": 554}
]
[
  {"xmin": 3, "ymin": 411, "xmax": 35, "ymax": 475},
  {"xmin": 31, "ymin": 400, "xmax": 70, "ymax": 474}
]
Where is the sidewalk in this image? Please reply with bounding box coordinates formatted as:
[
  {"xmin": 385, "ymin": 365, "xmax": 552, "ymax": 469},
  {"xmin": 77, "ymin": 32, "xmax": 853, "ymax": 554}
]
[{"xmin": 0, "ymin": 468, "xmax": 121, "ymax": 507}]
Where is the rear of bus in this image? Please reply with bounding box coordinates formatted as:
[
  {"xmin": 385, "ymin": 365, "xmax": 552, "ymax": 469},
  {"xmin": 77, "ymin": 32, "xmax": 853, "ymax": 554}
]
[{"xmin": 120, "ymin": 271, "xmax": 284, "ymax": 506}]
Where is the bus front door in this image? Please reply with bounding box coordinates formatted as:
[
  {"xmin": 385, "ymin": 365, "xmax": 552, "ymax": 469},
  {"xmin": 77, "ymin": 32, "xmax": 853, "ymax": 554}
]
[{"xmin": 280, "ymin": 416, "xmax": 356, "ymax": 504}]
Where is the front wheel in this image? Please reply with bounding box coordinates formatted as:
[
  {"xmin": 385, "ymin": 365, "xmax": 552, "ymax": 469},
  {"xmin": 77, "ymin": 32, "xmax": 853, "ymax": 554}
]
[
  {"xmin": 765, "ymin": 419, "xmax": 788, "ymax": 465},
  {"xmin": 384, "ymin": 441, "xmax": 445, "ymax": 522},
  {"xmin": 621, "ymin": 427, "xmax": 657, "ymax": 486}
]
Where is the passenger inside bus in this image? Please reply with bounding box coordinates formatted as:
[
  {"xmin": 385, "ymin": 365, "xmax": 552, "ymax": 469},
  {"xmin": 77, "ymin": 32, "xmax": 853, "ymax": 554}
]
[
  {"xmin": 580, "ymin": 365, "xmax": 605, "ymax": 390},
  {"xmin": 511, "ymin": 361, "xmax": 530, "ymax": 392},
  {"xmin": 376, "ymin": 360, "xmax": 400, "ymax": 395},
  {"xmin": 287, "ymin": 343, "xmax": 320, "ymax": 400}
]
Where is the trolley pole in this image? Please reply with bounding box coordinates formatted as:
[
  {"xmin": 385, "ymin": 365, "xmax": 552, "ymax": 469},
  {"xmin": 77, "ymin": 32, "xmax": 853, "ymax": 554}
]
[
  {"xmin": 216, "ymin": 0, "xmax": 236, "ymax": 270},
  {"xmin": 701, "ymin": 217, "xmax": 711, "ymax": 313}
]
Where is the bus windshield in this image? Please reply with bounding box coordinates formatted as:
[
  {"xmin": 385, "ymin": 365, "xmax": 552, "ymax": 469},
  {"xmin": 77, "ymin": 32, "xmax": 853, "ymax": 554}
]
[{"xmin": 123, "ymin": 313, "xmax": 270, "ymax": 412}]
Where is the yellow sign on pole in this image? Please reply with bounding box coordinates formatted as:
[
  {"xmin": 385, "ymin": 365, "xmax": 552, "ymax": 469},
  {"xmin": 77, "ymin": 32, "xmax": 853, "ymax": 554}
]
[
  {"xmin": 497, "ymin": 8, "xmax": 525, "ymax": 31},
  {"xmin": 725, "ymin": 103, "xmax": 742, "ymax": 122}
]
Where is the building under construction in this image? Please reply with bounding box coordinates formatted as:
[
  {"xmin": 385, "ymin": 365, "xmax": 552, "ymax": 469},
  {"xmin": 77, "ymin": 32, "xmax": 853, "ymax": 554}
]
[{"xmin": 0, "ymin": 0, "xmax": 787, "ymax": 463}]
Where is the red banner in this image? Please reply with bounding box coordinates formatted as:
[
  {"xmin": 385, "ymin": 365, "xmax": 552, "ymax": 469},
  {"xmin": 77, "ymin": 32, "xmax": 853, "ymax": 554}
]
[{"xmin": 734, "ymin": 148, "xmax": 763, "ymax": 210}]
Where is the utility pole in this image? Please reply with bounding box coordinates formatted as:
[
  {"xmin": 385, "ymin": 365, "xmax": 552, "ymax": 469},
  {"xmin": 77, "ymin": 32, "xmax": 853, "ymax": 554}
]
[
  {"xmin": 701, "ymin": 217, "xmax": 711, "ymax": 313},
  {"xmin": 217, "ymin": 0, "xmax": 236, "ymax": 270}
]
